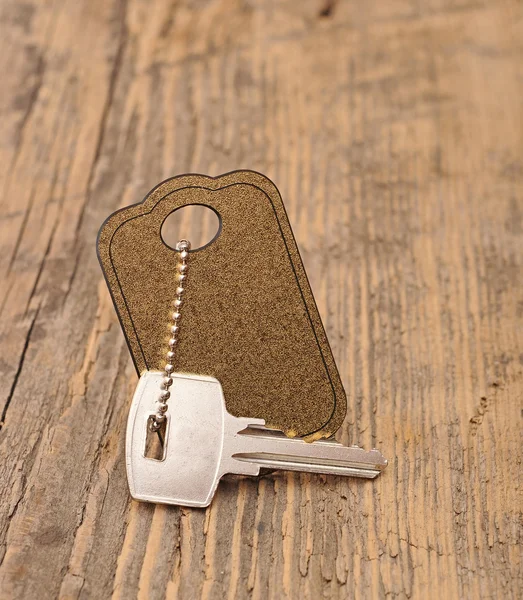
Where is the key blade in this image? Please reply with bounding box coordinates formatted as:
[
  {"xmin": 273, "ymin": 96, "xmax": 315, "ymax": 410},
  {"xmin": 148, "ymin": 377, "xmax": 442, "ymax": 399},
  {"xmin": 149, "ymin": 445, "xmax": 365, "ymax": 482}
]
[
  {"xmin": 234, "ymin": 453, "xmax": 384, "ymax": 478},
  {"xmin": 231, "ymin": 431, "xmax": 388, "ymax": 479}
]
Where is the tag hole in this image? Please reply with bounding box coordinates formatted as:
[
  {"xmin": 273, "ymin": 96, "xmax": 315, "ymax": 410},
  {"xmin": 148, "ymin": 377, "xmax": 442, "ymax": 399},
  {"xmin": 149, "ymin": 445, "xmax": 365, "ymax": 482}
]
[
  {"xmin": 161, "ymin": 205, "xmax": 221, "ymax": 251},
  {"xmin": 144, "ymin": 417, "xmax": 167, "ymax": 461}
]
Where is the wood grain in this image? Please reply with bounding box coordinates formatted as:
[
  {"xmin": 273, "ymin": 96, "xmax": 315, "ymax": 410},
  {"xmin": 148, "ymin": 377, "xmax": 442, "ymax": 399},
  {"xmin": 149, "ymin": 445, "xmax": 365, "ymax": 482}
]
[{"xmin": 0, "ymin": 0, "xmax": 521, "ymax": 598}]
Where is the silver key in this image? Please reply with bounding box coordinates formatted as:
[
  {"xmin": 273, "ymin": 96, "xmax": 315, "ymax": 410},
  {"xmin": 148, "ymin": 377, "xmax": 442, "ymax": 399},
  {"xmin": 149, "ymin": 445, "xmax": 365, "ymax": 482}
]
[{"xmin": 126, "ymin": 372, "xmax": 388, "ymax": 507}]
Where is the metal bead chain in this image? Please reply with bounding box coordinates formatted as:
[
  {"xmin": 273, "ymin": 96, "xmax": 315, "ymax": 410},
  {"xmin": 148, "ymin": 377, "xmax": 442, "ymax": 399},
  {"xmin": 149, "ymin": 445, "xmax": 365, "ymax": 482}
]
[{"xmin": 149, "ymin": 239, "xmax": 191, "ymax": 432}]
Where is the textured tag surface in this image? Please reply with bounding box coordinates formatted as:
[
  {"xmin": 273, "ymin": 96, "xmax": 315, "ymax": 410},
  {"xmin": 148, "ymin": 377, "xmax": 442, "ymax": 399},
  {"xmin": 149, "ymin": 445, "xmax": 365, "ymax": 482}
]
[{"xmin": 97, "ymin": 171, "xmax": 346, "ymax": 438}]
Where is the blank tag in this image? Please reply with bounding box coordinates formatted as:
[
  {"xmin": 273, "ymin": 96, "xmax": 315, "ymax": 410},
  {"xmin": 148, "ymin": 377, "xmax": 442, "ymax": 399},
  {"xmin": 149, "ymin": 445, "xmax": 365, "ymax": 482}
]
[{"xmin": 97, "ymin": 171, "xmax": 346, "ymax": 439}]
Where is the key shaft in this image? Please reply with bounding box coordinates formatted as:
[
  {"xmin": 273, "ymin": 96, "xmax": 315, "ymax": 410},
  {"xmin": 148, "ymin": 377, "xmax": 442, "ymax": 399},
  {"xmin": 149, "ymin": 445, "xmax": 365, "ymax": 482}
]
[{"xmin": 230, "ymin": 429, "xmax": 386, "ymax": 478}]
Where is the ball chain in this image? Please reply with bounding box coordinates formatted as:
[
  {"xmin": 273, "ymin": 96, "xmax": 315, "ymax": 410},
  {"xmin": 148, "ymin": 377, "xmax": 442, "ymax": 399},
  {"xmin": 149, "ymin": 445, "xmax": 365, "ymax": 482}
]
[{"xmin": 149, "ymin": 239, "xmax": 191, "ymax": 432}]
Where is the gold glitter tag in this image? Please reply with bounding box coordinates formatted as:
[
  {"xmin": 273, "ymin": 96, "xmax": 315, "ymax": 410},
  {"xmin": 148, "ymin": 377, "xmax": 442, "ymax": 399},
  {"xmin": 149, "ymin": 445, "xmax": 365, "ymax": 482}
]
[{"xmin": 97, "ymin": 171, "xmax": 346, "ymax": 439}]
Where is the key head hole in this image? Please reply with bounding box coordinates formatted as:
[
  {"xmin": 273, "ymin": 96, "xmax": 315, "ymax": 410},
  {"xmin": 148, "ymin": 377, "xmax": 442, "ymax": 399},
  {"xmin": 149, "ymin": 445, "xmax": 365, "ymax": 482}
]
[
  {"xmin": 144, "ymin": 416, "xmax": 167, "ymax": 461},
  {"xmin": 161, "ymin": 204, "xmax": 221, "ymax": 251}
]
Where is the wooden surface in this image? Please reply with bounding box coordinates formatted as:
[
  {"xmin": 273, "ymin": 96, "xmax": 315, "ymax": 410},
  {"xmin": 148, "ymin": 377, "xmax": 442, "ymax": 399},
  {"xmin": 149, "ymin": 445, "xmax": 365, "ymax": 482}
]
[{"xmin": 0, "ymin": 0, "xmax": 521, "ymax": 598}]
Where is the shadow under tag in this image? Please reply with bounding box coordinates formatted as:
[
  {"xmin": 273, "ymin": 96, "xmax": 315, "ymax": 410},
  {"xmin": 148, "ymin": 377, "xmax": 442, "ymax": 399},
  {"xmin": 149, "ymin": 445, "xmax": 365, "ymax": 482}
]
[{"xmin": 97, "ymin": 171, "xmax": 346, "ymax": 439}]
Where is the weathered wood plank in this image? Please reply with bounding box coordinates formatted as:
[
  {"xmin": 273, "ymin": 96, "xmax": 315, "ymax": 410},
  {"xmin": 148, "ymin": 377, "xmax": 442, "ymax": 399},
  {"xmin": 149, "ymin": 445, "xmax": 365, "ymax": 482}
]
[{"xmin": 0, "ymin": 0, "xmax": 521, "ymax": 598}]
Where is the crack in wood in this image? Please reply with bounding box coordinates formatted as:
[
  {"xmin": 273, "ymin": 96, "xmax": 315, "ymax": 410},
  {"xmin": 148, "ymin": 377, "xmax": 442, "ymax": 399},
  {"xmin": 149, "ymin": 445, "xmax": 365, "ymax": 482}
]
[
  {"xmin": 318, "ymin": 0, "xmax": 337, "ymax": 19},
  {"xmin": 0, "ymin": 307, "xmax": 39, "ymax": 431}
]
